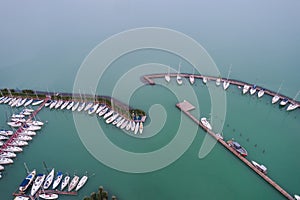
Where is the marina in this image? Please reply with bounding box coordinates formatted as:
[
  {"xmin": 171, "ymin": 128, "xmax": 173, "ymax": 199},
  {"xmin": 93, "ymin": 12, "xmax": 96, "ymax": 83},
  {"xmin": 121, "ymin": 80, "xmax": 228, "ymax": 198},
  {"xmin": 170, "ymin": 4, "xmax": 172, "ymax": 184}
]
[{"xmin": 176, "ymin": 100, "xmax": 295, "ymax": 200}]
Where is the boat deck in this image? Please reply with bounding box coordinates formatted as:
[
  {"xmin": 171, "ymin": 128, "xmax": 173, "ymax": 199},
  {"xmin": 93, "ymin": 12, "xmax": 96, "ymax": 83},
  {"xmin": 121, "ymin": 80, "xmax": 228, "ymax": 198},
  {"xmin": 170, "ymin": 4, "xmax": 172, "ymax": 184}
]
[{"xmin": 176, "ymin": 100, "xmax": 294, "ymax": 200}]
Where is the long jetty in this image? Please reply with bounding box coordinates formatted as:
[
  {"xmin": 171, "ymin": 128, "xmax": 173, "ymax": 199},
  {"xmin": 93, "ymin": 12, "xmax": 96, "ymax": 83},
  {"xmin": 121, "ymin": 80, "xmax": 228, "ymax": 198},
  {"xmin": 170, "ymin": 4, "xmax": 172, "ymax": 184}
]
[
  {"xmin": 176, "ymin": 100, "xmax": 294, "ymax": 200},
  {"xmin": 143, "ymin": 73, "xmax": 300, "ymax": 106},
  {"xmin": 0, "ymin": 97, "xmax": 49, "ymax": 152}
]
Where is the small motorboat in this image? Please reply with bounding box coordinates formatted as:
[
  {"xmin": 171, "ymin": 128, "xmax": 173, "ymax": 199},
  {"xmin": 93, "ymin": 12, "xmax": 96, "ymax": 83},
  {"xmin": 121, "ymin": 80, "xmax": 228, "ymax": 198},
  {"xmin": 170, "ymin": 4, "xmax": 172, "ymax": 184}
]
[
  {"xmin": 39, "ymin": 193, "xmax": 59, "ymax": 200},
  {"xmin": 0, "ymin": 157, "xmax": 14, "ymax": 165},
  {"xmin": 176, "ymin": 74, "xmax": 183, "ymax": 85},
  {"xmin": 0, "ymin": 151, "xmax": 16, "ymax": 158},
  {"xmin": 189, "ymin": 74, "xmax": 195, "ymax": 85},
  {"xmin": 251, "ymin": 160, "xmax": 267, "ymax": 174}
]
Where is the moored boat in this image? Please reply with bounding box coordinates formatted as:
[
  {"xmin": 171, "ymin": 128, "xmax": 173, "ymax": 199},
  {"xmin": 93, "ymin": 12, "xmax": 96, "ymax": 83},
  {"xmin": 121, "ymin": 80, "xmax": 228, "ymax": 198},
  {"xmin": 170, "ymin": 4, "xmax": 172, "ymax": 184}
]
[
  {"xmin": 16, "ymin": 98, "xmax": 27, "ymax": 107},
  {"xmin": 200, "ymin": 117, "xmax": 212, "ymax": 130},
  {"xmin": 189, "ymin": 74, "xmax": 195, "ymax": 85},
  {"xmin": 84, "ymin": 102, "xmax": 94, "ymax": 112},
  {"xmin": 98, "ymin": 107, "xmax": 108, "ymax": 117},
  {"xmin": 96, "ymin": 104, "xmax": 106, "ymax": 114},
  {"xmin": 32, "ymin": 99, "xmax": 44, "ymax": 106},
  {"xmin": 242, "ymin": 85, "xmax": 250, "ymax": 94},
  {"xmin": 43, "ymin": 168, "xmax": 55, "ymax": 189},
  {"xmin": 55, "ymin": 100, "xmax": 64, "ymax": 109},
  {"xmin": 88, "ymin": 103, "xmax": 99, "ymax": 115},
  {"xmin": 216, "ymin": 77, "xmax": 221, "ymax": 86},
  {"xmin": 52, "ymin": 171, "xmax": 63, "ymax": 189},
  {"xmin": 227, "ymin": 140, "xmax": 248, "ymax": 156},
  {"xmin": 134, "ymin": 122, "xmax": 139, "ymax": 134},
  {"xmin": 223, "ymin": 81, "xmax": 230, "ymax": 90},
  {"xmin": 251, "ymin": 160, "xmax": 267, "ymax": 174},
  {"xmin": 112, "ymin": 116, "xmax": 122, "ymax": 125},
  {"xmin": 24, "ymin": 99, "xmax": 33, "ymax": 107},
  {"xmin": 117, "ymin": 118, "xmax": 125, "ymax": 128},
  {"xmin": 165, "ymin": 73, "xmax": 171, "ymax": 83},
  {"xmin": 106, "ymin": 113, "xmax": 119, "ymax": 124},
  {"xmin": 139, "ymin": 122, "xmax": 143, "ymax": 134},
  {"xmin": 0, "ymin": 165, "xmax": 4, "ymax": 171},
  {"xmin": 61, "ymin": 175, "xmax": 70, "ymax": 190},
  {"xmin": 103, "ymin": 110, "xmax": 114, "ymax": 119},
  {"xmin": 19, "ymin": 170, "xmax": 36, "ymax": 192},
  {"xmin": 60, "ymin": 101, "xmax": 70, "ymax": 110},
  {"xmin": 202, "ymin": 77, "xmax": 207, "ymax": 84},
  {"xmin": 257, "ymin": 89, "xmax": 265, "ymax": 98},
  {"xmin": 31, "ymin": 173, "xmax": 46, "ymax": 196},
  {"xmin": 77, "ymin": 102, "xmax": 86, "ymax": 112},
  {"xmin": 279, "ymin": 98, "xmax": 289, "ymax": 106},
  {"xmin": 75, "ymin": 175, "xmax": 88, "ymax": 191},
  {"xmin": 121, "ymin": 120, "xmax": 128, "ymax": 129},
  {"xmin": 9, "ymin": 140, "xmax": 28, "ymax": 146},
  {"xmin": 39, "ymin": 193, "xmax": 59, "ymax": 200},
  {"xmin": 176, "ymin": 74, "xmax": 183, "ymax": 85},
  {"xmin": 131, "ymin": 121, "xmax": 136, "ymax": 132},
  {"xmin": 286, "ymin": 103, "xmax": 299, "ymax": 111},
  {"xmin": 0, "ymin": 151, "xmax": 16, "ymax": 158},
  {"xmin": 16, "ymin": 135, "xmax": 32, "ymax": 141},
  {"xmin": 0, "ymin": 157, "xmax": 14, "ymax": 165},
  {"xmin": 294, "ymin": 194, "xmax": 300, "ymax": 200},
  {"xmin": 66, "ymin": 101, "xmax": 74, "ymax": 110},
  {"xmin": 14, "ymin": 196, "xmax": 29, "ymax": 200},
  {"xmin": 126, "ymin": 121, "xmax": 132, "ymax": 131},
  {"xmin": 49, "ymin": 100, "xmax": 57, "ymax": 109},
  {"xmin": 250, "ymin": 85, "xmax": 257, "ymax": 95},
  {"xmin": 0, "ymin": 135, "xmax": 9, "ymax": 140},
  {"xmin": 68, "ymin": 175, "xmax": 79, "ymax": 191},
  {"xmin": 2, "ymin": 146, "xmax": 23, "ymax": 152},
  {"xmin": 72, "ymin": 101, "xmax": 80, "ymax": 111},
  {"xmin": 272, "ymin": 95, "xmax": 280, "ymax": 104}
]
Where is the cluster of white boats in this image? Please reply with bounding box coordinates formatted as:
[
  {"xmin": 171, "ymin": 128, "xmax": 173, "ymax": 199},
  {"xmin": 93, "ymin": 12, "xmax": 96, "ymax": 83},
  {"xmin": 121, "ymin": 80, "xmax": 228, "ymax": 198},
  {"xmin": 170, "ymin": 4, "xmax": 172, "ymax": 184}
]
[
  {"xmin": 43, "ymin": 98, "xmax": 144, "ymax": 135},
  {"xmin": 164, "ymin": 72, "xmax": 299, "ymax": 111},
  {"xmin": 0, "ymin": 109, "xmax": 44, "ymax": 171},
  {"xmin": 0, "ymin": 95, "xmax": 145, "ymax": 135},
  {"xmin": 15, "ymin": 168, "xmax": 88, "ymax": 200}
]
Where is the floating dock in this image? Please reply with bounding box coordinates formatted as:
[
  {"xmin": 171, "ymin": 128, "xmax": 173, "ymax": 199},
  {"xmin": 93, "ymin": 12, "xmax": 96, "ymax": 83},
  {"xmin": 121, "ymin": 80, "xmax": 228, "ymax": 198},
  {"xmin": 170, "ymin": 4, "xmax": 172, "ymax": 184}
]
[
  {"xmin": 176, "ymin": 100, "xmax": 294, "ymax": 200},
  {"xmin": 143, "ymin": 73, "xmax": 300, "ymax": 106}
]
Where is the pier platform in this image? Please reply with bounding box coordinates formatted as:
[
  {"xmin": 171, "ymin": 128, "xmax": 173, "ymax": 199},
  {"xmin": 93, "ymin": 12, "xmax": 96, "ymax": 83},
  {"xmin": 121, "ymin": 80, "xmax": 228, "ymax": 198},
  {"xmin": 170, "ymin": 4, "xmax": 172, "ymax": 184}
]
[{"xmin": 176, "ymin": 100, "xmax": 294, "ymax": 200}]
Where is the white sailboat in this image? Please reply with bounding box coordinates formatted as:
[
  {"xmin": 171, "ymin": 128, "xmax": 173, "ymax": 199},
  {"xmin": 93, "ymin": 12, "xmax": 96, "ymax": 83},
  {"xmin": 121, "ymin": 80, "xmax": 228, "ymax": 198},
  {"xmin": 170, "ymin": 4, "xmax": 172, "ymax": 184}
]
[
  {"xmin": 117, "ymin": 118, "xmax": 125, "ymax": 128},
  {"xmin": 165, "ymin": 66, "xmax": 171, "ymax": 83},
  {"xmin": 52, "ymin": 171, "xmax": 63, "ymax": 189},
  {"xmin": 202, "ymin": 77, "xmax": 207, "ymax": 84},
  {"xmin": 43, "ymin": 168, "xmax": 55, "ymax": 189},
  {"xmin": 103, "ymin": 110, "xmax": 114, "ymax": 119},
  {"xmin": 72, "ymin": 101, "xmax": 80, "ymax": 111},
  {"xmin": 60, "ymin": 101, "xmax": 70, "ymax": 110},
  {"xmin": 134, "ymin": 122, "xmax": 139, "ymax": 134},
  {"xmin": 131, "ymin": 121, "xmax": 136, "ymax": 132},
  {"xmin": 126, "ymin": 121, "xmax": 132, "ymax": 131},
  {"xmin": 88, "ymin": 103, "xmax": 99, "ymax": 115},
  {"xmin": 49, "ymin": 100, "xmax": 57, "ymax": 109},
  {"xmin": 242, "ymin": 85, "xmax": 250, "ymax": 94},
  {"xmin": 84, "ymin": 102, "xmax": 94, "ymax": 112},
  {"xmin": 286, "ymin": 90, "xmax": 300, "ymax": 111},
  {"xmin": 176, "ymin": 63, "xmax": 183, "ymax": 85},
  {"xmin": 75, "ymin": 175, "xmax": 88, "ymax": 191},
  {"xmin": 96, "ymin": 104, "xmax": 106, "ymax": 114},
  {"xmin": 66, "ymin": 101, "xmax": 74, "ymax": 110},
  {"xmin": 32, "ymin": 99, "xmax": 44, "ymax": 106},
  {"xmin": 31, "ymin": 173, "xmax": 46, "ymax": 196},
  {"xmin": 68, "ymin": 175, "xmax": 79, "ymax": 191},
  {"xmin": 189, "ymin": 68, "xmax": 195, "ymax": 85},
  {"xmin": 77, "ymin": 102, "xmax": 86, "ymax": 112},
  {"xmin": 55, "ymin": 100, "xmax": 63, "ymax": 109},
  {"xmin": 223, "ymin": 65, "xmax": 231, "ymax": 90},
  {"xmin": 257, "ymin": 89, "xmax": 265, "ymax": 98},
  {"xmin": 250, "ymin": 85, "xmax": 257, "ymax": 95},
  {"xmin": 61, "ymin": 175, "xmax": 70, "ymax": 190},
  {"xmin": 24, "ymin": 99, "xmax": 33, "ymax": 107},
  {"xmin": 112, "ymin": 116, "xmax": 122, "ymax": 125},
  {"xmin": 120, "ymin": 120, "xmax": 128, "ymax": 129},
  {"xmin": 106, "ymin": 113, "xmax": 119, "ymax": 124},
  {"xmin": 98, "ymin": 107, "xmax": 108, "ymax": 117},
  {"xmin": 272, "ymin": 82, "xmax": 283, "ymax": 104}
]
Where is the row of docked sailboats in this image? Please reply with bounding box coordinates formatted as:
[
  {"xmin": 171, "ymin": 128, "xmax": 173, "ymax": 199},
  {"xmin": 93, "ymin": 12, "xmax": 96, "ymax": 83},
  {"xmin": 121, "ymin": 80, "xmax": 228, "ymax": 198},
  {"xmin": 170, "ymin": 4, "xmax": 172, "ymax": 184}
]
[
  {"xmin": 163, "ymin": 67, "xmax": 299, "ymax": 111},
  {"xmin": 0, "ymin": 109, "xmax": 44, "ymax": 172},
  {"xmin": 43, "ymin": 97, "xmax": 145, "ymax": 134},
  {"xmin": 16, "ymin": 168, "xmax": 88, "ymax": 199}
]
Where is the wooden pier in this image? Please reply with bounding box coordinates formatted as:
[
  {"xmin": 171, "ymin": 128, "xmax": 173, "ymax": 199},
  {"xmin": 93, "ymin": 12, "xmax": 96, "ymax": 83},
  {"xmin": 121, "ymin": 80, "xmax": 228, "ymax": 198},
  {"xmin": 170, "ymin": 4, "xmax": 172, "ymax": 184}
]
[
  {"xmin": 143, "ymin": 73, "xmax": 300, "ymax": 106},
  {"xmin": 176, "ymin": 100, "xmax": 294, "ymax": 200},
  {"xmin": 0, "ymin": 97, "xmax": 49, "ymax": 152},
  {"xmin": 13, "ymin": 189, "xmax": 77, "ymax": 199}
]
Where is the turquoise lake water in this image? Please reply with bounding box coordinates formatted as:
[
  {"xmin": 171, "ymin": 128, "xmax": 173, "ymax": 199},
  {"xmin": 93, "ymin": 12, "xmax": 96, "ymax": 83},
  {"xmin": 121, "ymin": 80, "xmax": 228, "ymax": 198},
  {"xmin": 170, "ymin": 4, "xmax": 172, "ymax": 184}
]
[{"xmin": 0, "ymin": 1, "xmax": 300, "ymax": 199}]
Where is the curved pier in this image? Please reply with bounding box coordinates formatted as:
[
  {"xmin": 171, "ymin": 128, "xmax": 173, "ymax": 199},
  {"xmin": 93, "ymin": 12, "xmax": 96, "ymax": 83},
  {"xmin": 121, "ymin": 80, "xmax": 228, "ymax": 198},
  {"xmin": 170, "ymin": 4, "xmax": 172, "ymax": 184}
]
[
  {"xmin": 176, "ymin": 100, "xmax": 294, "ymax": 200},
  {"xmin": 143, "ymin": 73, "xmax": 300, "ymax": 106}
]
